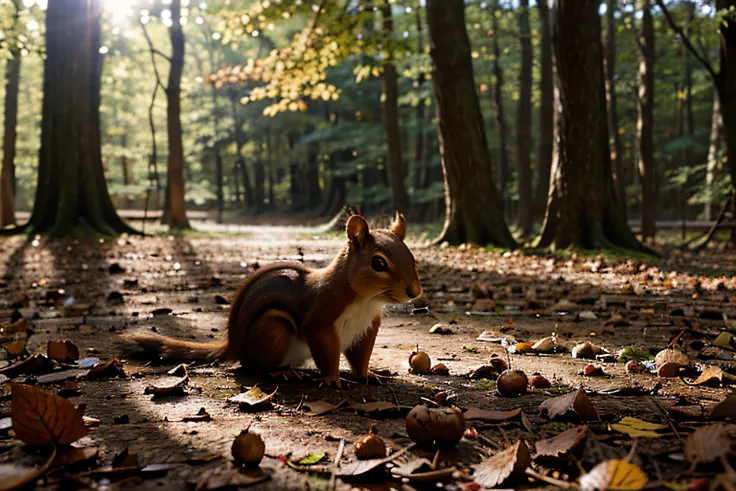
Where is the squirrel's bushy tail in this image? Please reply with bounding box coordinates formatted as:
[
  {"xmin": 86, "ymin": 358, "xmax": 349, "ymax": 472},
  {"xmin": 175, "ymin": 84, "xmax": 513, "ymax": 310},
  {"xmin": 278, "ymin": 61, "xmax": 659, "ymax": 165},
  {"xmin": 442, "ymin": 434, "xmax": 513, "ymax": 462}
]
[{"xmin": 118, "ymin": 332, "xmax": 228, "ymax": 362}]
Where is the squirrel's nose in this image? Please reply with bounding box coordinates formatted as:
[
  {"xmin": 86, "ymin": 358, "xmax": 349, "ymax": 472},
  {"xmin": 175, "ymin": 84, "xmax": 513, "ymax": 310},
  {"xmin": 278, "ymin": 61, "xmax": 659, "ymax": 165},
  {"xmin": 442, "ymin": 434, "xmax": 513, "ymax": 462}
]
[{"xmin": 406, "ymin": 284, "xmax": 422, "ymax": 299}]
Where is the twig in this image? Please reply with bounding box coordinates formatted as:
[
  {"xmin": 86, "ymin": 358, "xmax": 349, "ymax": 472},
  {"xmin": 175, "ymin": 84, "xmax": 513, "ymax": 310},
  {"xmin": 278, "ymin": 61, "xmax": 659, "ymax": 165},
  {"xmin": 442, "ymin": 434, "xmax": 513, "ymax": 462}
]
[
  {"xmin": 651, "ymin": 397, "xmax": 683, "ymax": 442},
  {"xmin": 295, "ymin": 393, "xmax": 306, "ymax": 413},
  {"xmin": 655, "ymin": 0, "xmax": 718, "ymax": 84},
  {"xmin": 328, "ymin": 439, "xmax": 345, "ymax": 490},
  {"xmin": 477, "ymin": 433, "xmax": 501, "ymax": 450},
  {"xmin": 431, "ymin": 449, "xmax": 441, "ymax": 470},
  {"xmin": 525, "ymin": 468, "xmax": 579, "ymax": 489},
  {"xmin": 626, "ymin": 439, "xmax": 639, "ymax": 462}
]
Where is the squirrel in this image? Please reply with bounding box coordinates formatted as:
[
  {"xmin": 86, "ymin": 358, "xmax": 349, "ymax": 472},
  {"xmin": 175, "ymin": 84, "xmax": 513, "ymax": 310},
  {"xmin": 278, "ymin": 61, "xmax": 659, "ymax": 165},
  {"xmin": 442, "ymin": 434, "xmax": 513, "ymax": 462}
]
[{"xmin": 119, "ymin": 211, "xmax": 422, "ymax": 387}]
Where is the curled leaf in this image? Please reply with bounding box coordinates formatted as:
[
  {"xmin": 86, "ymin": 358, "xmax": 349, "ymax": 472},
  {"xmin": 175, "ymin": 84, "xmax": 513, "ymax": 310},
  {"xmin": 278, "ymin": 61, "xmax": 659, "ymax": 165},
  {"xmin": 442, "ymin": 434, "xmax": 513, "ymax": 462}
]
[
  {"xmin": 535, "ymin": 425, "xmax": 589, "ymax": 459},
  {"xmin": 539, "ymin": 389, "xmax": 599, "ymax": 422}
]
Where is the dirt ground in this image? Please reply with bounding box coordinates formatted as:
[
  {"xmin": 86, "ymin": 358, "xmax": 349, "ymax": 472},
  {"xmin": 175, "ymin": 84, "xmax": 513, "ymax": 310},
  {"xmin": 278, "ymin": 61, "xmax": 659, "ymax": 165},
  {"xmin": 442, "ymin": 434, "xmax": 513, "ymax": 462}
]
[{"xmin": 1, "ymin": 226, "xmax": 735, "ymax": 490}]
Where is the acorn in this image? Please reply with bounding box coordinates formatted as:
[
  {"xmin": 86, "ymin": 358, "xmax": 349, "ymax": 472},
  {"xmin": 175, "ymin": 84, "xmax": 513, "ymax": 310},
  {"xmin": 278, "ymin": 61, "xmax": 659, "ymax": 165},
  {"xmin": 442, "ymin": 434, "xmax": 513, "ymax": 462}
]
[
  {"xmin": 405, "ymin": 405, "xmax": 465, "ymax": 448},
  {"xmin": 409, "ymin": 349, "xmax": 431, "ymax": 374},
  {"xmin": 231, "ymin": 429, "xmax": 265, "ymax": 467},
  {"xmin": 496, "ymin": 369, "xmax": 528, "ymax": 397},
  {"xmin": 354, "ymin": 429, "xmax": 387, "ymax": 460}
]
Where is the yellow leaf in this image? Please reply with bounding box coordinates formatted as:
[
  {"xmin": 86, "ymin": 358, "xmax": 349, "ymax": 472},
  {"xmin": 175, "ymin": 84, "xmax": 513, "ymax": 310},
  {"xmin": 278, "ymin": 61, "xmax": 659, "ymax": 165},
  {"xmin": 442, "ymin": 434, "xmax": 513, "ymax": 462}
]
[
  {"xmin": 616, "ymin": 417, "xmax": 667, "ymax": 431},
  {"xmin": 580, "ymin": 459, "xmax": 648, "ymax": 491},
  {"xmin": 609, "ymin": 424, "xmax": 663, "ymax": 439}
]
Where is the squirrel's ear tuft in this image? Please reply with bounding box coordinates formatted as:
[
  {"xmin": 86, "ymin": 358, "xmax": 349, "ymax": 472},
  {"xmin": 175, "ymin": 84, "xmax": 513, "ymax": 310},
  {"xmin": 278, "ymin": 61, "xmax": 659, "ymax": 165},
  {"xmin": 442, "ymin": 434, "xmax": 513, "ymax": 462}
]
[
  {"xmin": 390, "ymin": 210, "xmax": 406, "ymax": 240},
  {"xmin": 346, "ymin": 215, "xmax": 370, "ymax": 249}
]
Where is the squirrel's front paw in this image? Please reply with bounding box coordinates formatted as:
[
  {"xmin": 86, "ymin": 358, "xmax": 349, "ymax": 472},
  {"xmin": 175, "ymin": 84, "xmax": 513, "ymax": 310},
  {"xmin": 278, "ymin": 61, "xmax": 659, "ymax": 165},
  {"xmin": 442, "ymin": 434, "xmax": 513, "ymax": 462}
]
[{"xmin": 317, "ymin": 374, "xmax": 342, "ymax": 389}]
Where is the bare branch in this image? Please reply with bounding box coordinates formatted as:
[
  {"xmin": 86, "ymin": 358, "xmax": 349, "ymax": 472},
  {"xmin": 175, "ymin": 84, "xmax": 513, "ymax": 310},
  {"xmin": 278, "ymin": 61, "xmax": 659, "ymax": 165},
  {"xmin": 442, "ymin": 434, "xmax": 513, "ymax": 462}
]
[
  {"xmin": 152, "ymin": 49, "xmax": 172, "ymax": 62},
  {"xmin": 140, "ymin": 19, "xmax": 169, "ymax": 94},
  {"xmin": 655, "ymin": 0, "xmax": 718, "ymax": 84}
]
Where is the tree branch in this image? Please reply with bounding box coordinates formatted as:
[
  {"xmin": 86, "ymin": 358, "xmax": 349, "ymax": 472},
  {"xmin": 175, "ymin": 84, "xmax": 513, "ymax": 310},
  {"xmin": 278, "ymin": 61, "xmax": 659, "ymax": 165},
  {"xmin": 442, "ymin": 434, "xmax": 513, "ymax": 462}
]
[
  {"xmin": 152, "ymin": 49, "xmax": 172, "ymax": 62},
  {"xmin": 140, "ymin": 20, "xmax": 169, "ymax": 94},
  {"xmin": 655, "ymin": 0, "xmax": 718, "ymax": 84}
]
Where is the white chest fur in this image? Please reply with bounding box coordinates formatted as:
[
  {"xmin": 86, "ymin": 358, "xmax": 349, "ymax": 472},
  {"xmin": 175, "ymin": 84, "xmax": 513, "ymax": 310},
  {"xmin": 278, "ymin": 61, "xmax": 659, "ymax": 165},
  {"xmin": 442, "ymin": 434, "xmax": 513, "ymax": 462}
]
[
  {"xmin": 334, "ymin": 298, "xmax": 385, "ymax": 352},
  {"xmin": 279, "ymin": 298, "xmax": 385, "ymax": 368}
]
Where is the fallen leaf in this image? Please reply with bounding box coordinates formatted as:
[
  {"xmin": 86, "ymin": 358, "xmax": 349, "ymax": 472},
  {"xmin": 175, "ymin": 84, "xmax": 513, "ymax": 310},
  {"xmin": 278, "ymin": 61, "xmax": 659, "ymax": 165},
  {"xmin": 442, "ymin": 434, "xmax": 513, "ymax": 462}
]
[
  {"xmin": 303, "ymin": 400, "xmax": 345, "ymax": 416},
  {"xmin": 336, "ymin": 444, "xmax": 414, "ymax": 477},
  {"xmin": 609, "ymin": 422, "xmax": 664, "ymax": 439},
  {"xmin": 470, "ymin": 364, "xmax": 506, "ymax": 379},
  {"xmin": 539, "ymin": 389, "xmax": 599, "ymax": 422},
  {"xmin": 429, "ymin": 322, "xmax": 453, "ymax": 334},
  {"xmin": 3, "ymin": 340, "xmax": 26, "ymax": 356},
  {"xmin": 532, "ymin": 337, "xmax": 556, "ymax": 353},
  {"xmin": 616, "ymin": 417, "xmax": 667, "ymax": 431},
  {"xmin": 579, "ymin": 459, "xmax": 648, "ymax": 491},
  {"xmin": 347, "ymin": 401, "xmax": 404, "ymax": 416},
  {"xmin": 144, "ymin": 371, "xmax": 188, "ymax": 396},
  {"xmin": 297, "ymin": 452, "xmax": 326, "ymax": 465},
  {"xmin": 714, "ymin": 332, "xmax": 736, "ymax": 351},
  {"xmin": 711, "ymin": 394, "xmax": 736, "ymax": 419},
  {"xmin": 228, "ymin": 386, "xmax": 277, "ymax": 412},
  {"xmin": 87, "ymin": 358, "xmax": 126, "ymax": 378},
  {"xmin": 691, "ymin": 366, "xmax": 726, "ymax": 387},
  {"xmin": 535, "ymin": 425, "xmax": 589, "ymax": 459},
  {"xmin": 151, "ymin": 307, "xmax": 173, "ymax": 317},
  {"xmin": 654, "ymin": 348, "xmax": 689, "ymax": 369},
  {"xmin": 11, "ymin": 384, "xmax": 88, "ymax": 445},
  {"xmin": 112, "ymin": 448, "xmax": 139, "ymax": 469},
  {"xmin": 182, "ymin": 407, "xmax": 212, "ymax": 422},
  {"xmin": 463, "ymin": 407, "xmax": 522, "ymax": 422},
  {"xmin": 684, "ymin": 424, "xmax": 732, "ymax": 464},
  {"xmin": 47, "ymin": 340, "xmax": 80, "ymax": 362},
  {"xmin": 0, "ymin": 447, "xmax": 56, "ymax": 491},
  {"xmin": 195, "ymin": 468, "xmax": 268, "ymax": 490},
  {"xmin": 510, "ymin": 341, "xmax": 535, "ymax": 354},
  {"xmin": 1, "ymin": 318, "xmax": 28, "ymax": 335},
  {"xmin": 473, "ymin": 441, "xmax": 531, "ymax": 488},
  {"xmin": 52, "ymin": 446, "xmax": 99, "ymax": 467},
  {"xmin": 572, "ymin": 342, "xmax": 604, "ymax": 359},
  {"xmin": 75, "ymin": 357, "xmax": 100, "ymax": 369}
]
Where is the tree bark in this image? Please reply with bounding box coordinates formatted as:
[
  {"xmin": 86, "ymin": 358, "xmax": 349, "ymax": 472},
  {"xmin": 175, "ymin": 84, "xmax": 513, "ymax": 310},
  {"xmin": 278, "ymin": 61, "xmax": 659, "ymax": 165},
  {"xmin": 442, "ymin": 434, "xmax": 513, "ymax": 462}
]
[
  {"xmin": 380, "ymin": 1, "xmax": 410, "ymax": 214},
  {"xmin": 534, "ymin": 0, "xmax": 554, "ymax": 219},
  {"xmin": 253, "ymin": 138, "xmax": 265, "ymax": 210},
  {"xmin": 704, "ymin": 94, "xmax": 722, "ymax": 221},
  {"xmin": 306, "ymin": 140, "xmax": 322, "ymax": 209},
  {"xmin": 716, "ymin": 1, "xmax": 736, "ymax": 195},
  {"xmin": 26, "ymin": 0, "xmax": 137, "ymax": 236},
  {"xmin": 604, "ymin": 0, "xmax": 627, "ymax": 219},
  {"xmin": 515, "ymin": 0, "xmax": 533, "ymax": 236},
  {"xmin": 538, "ymin": 0, "xmax": 651, "ymax": 254},
  {"xmin": 1, "ymin": 39, "xmax": 20, "ymax": 228},
  {"xmin": 266, "ymin": 130, "xmax": 275, "ymax": 207},
  {"xmin": 230, "ymin": 94, "xmax": 253, "ymax": 207},
  {"xmin": 490, "ymin": 0, "xmax": 510, "ymax": 205},
  {"xmin": 636, "ymin": 0, "xmax": 656, "ymax": 239},
  {"xmin": 426, "ymin": 0, "xmax": 516, "ymax": 248},
  {"xmin": 163, "ymin": 0, "xmax": 190, "ymax": 229}
]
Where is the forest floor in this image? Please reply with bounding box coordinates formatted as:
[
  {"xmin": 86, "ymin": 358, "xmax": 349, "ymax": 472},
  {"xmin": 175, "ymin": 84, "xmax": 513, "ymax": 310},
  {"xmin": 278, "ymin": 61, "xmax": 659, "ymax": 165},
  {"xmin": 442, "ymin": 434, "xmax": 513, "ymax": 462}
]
[{"xmin": 0, "ymin": 224, "xmax": 735, "ymax": 490}]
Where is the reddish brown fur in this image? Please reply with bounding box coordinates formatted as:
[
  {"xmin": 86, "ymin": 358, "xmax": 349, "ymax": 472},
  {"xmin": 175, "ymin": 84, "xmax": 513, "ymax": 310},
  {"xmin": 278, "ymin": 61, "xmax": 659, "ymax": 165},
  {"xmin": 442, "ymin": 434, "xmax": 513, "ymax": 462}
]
[{"xmin": 119, "ymin": 211, "xmax": 421, "ymax": 387}]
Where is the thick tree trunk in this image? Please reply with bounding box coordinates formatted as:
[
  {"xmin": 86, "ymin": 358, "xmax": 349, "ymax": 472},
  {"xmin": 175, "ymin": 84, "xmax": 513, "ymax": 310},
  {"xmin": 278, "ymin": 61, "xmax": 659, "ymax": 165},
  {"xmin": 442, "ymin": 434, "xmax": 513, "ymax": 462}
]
[
  {"xmin": 534, "ymin": 0, "xmax": 554, "ymax": 219},
  {"xmin": 604, "ymin": 0, "xmax": 626, "ymax": 219},
  {"xmin": 163, "ymin": 0, "xmax": 190, "ymax": 229},
  {"xmin": 636, "ymin": 0, "xmax": 656, "ymax": 239},
  {"xmin": 1, "ymin": 49, "xmax": 20, "ymax": 228},
  {"xmin": 426, "ymin": 0, "xmax": 516, "ymax": 248},
  {"xmin": 380, "ymin": 1, "xmax": 410, "ymax": 213},
  {"xmin": 27, "ymin": 0, "xmax": 137, "ymax": 236},
  {"xmin": 684, "ymin": 1, "xmax": 695, "ymax": 169},
  {"xmin": 717, "ymin": 1, "xmax": 736, "ymax": 193},
  {"xmin": 538, "ymin": 0, "xmax": 651, "ymax": 254},
  {"xmin": 490, "ymin": 0, "xmax": 510, "ymax": 205},
  {"xmin": 515, "ymin": 0, "xmax": 533, "ymax": 236},
  {"xmin": 704, "ymin": 94, "xmax": 723, "ymax": 221}
]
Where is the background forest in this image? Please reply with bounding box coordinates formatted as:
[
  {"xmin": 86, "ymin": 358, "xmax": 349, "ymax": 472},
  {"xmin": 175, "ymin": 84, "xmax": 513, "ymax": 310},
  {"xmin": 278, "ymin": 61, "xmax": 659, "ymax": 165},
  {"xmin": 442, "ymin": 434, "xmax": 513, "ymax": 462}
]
[{"xmin": 0, "ymin": 0, "xmax": 734, "ymax": 249}]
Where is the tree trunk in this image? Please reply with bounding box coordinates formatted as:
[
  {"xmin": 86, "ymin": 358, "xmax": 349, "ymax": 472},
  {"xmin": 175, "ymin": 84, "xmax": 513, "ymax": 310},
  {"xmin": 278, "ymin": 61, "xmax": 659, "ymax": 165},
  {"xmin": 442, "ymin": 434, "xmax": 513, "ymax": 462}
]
[
  {"xmin": 380, "ymin": 1, "xmax": 410, "ymax": 214},
  {"xmin": 163, "ymin": 0, "xmax": 190, "ymax": 229},
  {"xmin": 253, "ymin": 138, "xmax": 265, "ymax": 210},
  {"xmin": 490, "ymin": 0, "xmax": 510, "ymax": 206},
  {"xmin": 426, "ymin": 0, "xmax": 516, "ymax": 248},
  {"xmin": 636, "ymin": 0, "xmax": 656, "ymax": 239},
  {"xmin": 538, "ymin": 0, "xmax": 651, "ymax": 254},
  {"xmin": 684, "ymin": 1, "xmax": 695, "ymax": 169},
  {"xmin": 306, "ymin": 140, "xmax": 322, "ymax": 209},
  {"xmin": 716, "ymin": 1, "xmax": 736, "ymax": 195},
  {"xmin": 230, "ymin": 95, "xmax": 253, "ymax": 207},
  {"xmin": 413, "ymin": 5, "xmax": 427, "ymax": 192},
  {"xmin": 704, "ymin": 94, "xmax": 723, "ymax": 221},
  {"xmin": 287, "ymin": 133, "xmax": 301, "ymax": 207},
  {"xmin": 0, "ymin": 47, "xmax": 20, "ymax": 228},
  {"xmin": 604, "ymin": 0, "xmax": 627, "ymax": 219},
  {"xmin": 266, "ymin": 131, "xmax": 275, "ymax": 207},
  {"xmin": 515, "ymin": 0, "xmax": 533, "ymax": 236},
  {"xmin": 215, "ymin": 148, "xmax": 224, "ymax": 223},
  {"xmin": 534, "ymin": 0, "xmax": 554, "ymax": 219},
  {"xmin": 26, "ymin": 0, "xmax": 137, "ymax": 236}
]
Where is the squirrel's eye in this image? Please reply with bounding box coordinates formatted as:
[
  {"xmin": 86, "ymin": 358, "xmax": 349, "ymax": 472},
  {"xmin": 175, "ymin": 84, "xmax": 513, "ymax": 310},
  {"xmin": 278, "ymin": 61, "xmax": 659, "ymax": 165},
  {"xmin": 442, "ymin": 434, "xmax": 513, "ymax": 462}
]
[{"xmin": 371, "ymin": 256, "xmax": 388, "ymax": 272}]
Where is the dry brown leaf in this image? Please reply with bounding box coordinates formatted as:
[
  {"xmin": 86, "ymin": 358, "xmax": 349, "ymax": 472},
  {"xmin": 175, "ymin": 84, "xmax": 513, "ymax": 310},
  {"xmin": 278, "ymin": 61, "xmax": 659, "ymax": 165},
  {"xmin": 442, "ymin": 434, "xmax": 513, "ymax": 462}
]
[
  {"xmin": 52, "ymin": 446, "xmax": 99, "ymax": 467},
  {"xmin": 303, "ymin": 400, "xmax": 345, "ymax": 416},
  {"xmin": 3, "ymin": 340, "xmax": 26, "ymax": 356},
  {"xmin": 535, "ymin": 425, "xmax": 589, "ymax": 459},
  {"xmin": 684, "ymin": 424, "xmax": 733, "ymax": 464},
  {"xmin": 1, "ymin": 318, "xmax": 28, "ymax": 335},
  {"xmin": 654, "ymin": 348, "xmax": 689, "ymax": 369},
  {"xmin": 145, "ymin": 367, "xmax": 189, "ymax": 396},
  {"xmin": 11, "ymin": 384, "xmax": 88, "ymax": 445},
  {"xmin": 572, "ymin": 342, "xmax": 604, "ymax": 359},
  {"xmin": 691, "ymin": 366, "xmax": 725, "ymax": 387},
  {"xmin": 112, "ymin": 448, "xmax": 139, "ymax": 469},
  {"xmin": 473, "ymin": 441, "xmax": 531, "ymax": 488},
  {"xmin": 336, "ymin": 444, "xmax": 414, "ymax": 477},
  {"xmin": 87, "ymin": 359, "xmax": 126, "ymax": 378},
  {"xmin": 539, "ymin": 389, "xmax": 599, "ymax": 421},
  {"xmin": 348, "ymin": 401, "xmax": 403, "ymax": 415},
  {"xmin": 0, "ymin": 447, "xmax": 56, "ymax": 491},
  {"xmin": 47, "ymin": 340, "xmax": 80, "ymax": 362},
  {"xmin": 228, "ymin": 386, "xmax": 277, "ymax": 411},
  {"xmin": 711, "ymin": 394, "xmax": 736, "ymax": 420},
  {"xmin": 463, "ymin": 407, "xmax": 522, "ymax": 422}
]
